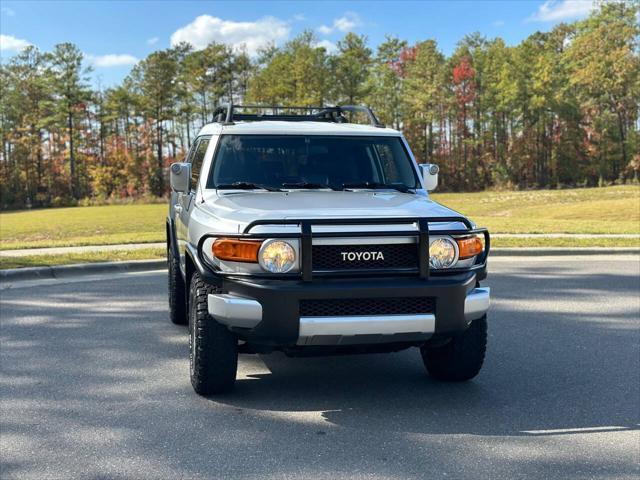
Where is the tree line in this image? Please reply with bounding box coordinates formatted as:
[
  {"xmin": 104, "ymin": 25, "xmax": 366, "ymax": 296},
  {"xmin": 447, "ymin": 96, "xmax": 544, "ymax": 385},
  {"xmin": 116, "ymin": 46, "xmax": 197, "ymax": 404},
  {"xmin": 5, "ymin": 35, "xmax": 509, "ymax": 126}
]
[{"xmin": 0, "ymin": 1, "xmax": 638, "ymax": 209}]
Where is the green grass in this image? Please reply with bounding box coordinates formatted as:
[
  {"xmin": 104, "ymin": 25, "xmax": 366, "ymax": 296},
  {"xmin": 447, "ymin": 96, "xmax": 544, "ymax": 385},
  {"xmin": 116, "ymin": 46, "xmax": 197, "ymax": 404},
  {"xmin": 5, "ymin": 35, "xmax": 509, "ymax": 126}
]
[
  {"xmin": 0, "ymin": 247, "xmax": 165, "ymax": 270},
  {"xmin": 491, "ymin": 237, "xmax": 639, "ymax": 248},
  {"xmin": 431, "ymin": 185, "xmax": 640, "ymax": 234},
  {"xmin": 0, "ymin": 203, "xmax": 167, "ymax": 250},
  {"xmin": 0, "ymin": 186, "xmax": 638, "ymax": 251}
]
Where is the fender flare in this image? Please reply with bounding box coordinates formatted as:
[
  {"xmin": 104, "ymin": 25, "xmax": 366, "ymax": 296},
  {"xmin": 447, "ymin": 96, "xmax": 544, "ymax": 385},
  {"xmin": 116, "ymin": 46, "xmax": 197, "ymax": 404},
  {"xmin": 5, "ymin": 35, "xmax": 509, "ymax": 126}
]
[
  {"xmin": 166, "ymin": 217, "xmax": 180, "ymax": 259},
  {"xmin": 185, "ymin": 242, "xmax": 223, "ymax": 288}
]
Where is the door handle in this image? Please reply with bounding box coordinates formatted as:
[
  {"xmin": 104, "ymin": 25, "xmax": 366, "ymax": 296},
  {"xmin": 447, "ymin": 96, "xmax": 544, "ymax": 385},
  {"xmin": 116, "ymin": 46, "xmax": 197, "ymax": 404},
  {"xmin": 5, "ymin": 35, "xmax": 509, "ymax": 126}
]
[{"xmin": 174, "ymin": 204, "xmax": 183, "ymax": 214}]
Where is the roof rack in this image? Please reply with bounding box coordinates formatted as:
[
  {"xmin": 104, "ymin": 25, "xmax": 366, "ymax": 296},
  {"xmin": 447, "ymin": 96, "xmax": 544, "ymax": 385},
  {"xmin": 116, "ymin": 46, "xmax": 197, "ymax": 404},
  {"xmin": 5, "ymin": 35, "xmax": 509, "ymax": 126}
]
[{"xmin": 211, "ymin": 104, "xmax": 385, "ymax": 128}]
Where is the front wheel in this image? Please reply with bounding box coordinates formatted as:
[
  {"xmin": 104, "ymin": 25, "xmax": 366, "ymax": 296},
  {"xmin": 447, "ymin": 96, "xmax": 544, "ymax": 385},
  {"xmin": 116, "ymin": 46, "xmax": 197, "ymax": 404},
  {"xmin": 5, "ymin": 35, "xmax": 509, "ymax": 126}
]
[
  {"xmin": 189, "ymin": 272, "xmax": 238, "ymax": 395},
  {"xmin": 420, "ymin": 316, "xmax": 487, "ymax": 381}
]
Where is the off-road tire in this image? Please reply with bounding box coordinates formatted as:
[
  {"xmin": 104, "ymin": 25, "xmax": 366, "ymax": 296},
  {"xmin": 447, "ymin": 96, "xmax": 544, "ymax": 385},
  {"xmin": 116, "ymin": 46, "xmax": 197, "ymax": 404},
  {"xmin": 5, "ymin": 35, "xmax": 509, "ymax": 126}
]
[
  {"xmin": 168, "ymin": 246, "xmax": 187, "ymax": 325},
  {"xmin": 421, "ymin": 316, "xmax": 487, "ymax": 381},
  {"xmin": 189, "ymin": 272, "xmax": 238, "ymax": 395}
]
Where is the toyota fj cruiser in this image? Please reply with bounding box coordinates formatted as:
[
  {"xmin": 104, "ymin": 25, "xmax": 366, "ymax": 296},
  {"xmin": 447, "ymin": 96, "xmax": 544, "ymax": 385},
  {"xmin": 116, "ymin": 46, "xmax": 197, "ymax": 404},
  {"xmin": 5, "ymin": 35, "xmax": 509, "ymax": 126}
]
[{"xmin": 167, "ymin": 105, "xmax": 490, "ymax": 395}]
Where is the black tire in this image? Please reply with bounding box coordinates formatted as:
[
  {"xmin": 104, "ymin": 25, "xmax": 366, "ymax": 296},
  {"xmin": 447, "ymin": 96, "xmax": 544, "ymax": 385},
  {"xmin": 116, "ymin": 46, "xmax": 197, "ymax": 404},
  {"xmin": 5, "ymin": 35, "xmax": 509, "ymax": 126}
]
[
  {"xmin": 168, "ymin": 246, "xmax": 187, "ymax": 325},
  {"xmin": 189, "ymin": 272, "xmax": 238, "ymax": 395},
  {"xmin": 421, "ymin": 316, "xmax": 487, "ymax": 381}
]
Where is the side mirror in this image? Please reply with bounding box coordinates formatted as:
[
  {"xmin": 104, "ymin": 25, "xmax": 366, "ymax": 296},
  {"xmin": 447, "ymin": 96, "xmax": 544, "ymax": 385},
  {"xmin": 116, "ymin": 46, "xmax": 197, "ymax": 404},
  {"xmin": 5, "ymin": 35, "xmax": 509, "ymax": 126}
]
[
  {"xmin": 419, "ymin": 163, "xmax": 439, "ymax": 191},
  {"xmin": 170, "ymin": 162, "xmax": 191, "ymax": 193}
]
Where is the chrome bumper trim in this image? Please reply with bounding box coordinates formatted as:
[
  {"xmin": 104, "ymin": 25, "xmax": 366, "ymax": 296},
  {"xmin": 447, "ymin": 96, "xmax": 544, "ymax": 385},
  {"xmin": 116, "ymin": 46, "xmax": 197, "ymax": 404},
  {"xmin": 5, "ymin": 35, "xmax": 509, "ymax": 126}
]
[
  {"xmin": 207, "ymin": 294, "xmax": 262, "ymax": 329},
  {"xmin": 297, "ymin": 314, "xmax": 435, "ymax": 345},
  {"xmin": 464, "ymin": 287, "xmax": 490, "ymax": 322}
]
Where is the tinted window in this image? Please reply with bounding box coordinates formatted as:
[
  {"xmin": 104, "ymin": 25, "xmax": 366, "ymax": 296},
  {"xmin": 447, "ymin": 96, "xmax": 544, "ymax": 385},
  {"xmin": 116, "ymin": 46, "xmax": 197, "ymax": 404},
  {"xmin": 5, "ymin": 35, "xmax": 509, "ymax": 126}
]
[
  {"xmin": 189, "ymin": 136, "xmax": 210, "ymax": 187},
  {"xmin": 207, "ymin": 135, "xmax": 418, "ymax": 189}
]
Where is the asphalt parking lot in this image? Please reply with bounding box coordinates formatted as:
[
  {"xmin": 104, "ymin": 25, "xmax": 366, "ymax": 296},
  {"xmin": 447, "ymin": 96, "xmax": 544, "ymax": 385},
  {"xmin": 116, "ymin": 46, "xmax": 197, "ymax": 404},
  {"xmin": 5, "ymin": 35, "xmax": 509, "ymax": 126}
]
[{"xmin": 1, "ymin": 256, "xmax": 639, "ymax": 479}]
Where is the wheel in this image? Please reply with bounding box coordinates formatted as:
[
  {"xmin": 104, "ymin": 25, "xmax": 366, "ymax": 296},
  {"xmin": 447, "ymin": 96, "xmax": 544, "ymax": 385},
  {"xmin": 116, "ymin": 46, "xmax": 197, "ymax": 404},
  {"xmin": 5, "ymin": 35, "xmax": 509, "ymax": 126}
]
[
  {"xmin": 189, "ymin": 272, "xmax": 238, "ymax": 395},
  {"xmin": 167, "ymin": 246, "xmax": 187, "ymax": 325},
  {"xmin": 421, "ymin": 316, "xmax": 487, "ymax": 381}
]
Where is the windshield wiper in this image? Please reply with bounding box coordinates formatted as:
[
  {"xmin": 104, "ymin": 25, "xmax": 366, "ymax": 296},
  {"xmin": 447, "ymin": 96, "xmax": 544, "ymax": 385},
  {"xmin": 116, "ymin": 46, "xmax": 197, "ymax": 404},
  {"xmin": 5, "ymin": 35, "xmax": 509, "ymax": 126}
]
[
  {"xmin": 281, "ymin": 182, "xmax": 340, "ymax": 191},
  {"xmin": 216, "ymin": 182, "xmax": 282, "ymax": 192},
  {"xmin": 341, "ymin": 182, "xmax": 413, "ymax": 193}
]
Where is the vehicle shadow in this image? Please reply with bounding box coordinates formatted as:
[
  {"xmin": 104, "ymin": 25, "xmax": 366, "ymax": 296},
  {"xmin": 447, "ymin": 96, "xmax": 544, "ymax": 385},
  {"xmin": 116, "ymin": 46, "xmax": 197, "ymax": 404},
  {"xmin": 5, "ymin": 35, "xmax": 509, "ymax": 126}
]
[{"xmin": 218, "ymin": 262, "xmax": 640, "ymax": 439}]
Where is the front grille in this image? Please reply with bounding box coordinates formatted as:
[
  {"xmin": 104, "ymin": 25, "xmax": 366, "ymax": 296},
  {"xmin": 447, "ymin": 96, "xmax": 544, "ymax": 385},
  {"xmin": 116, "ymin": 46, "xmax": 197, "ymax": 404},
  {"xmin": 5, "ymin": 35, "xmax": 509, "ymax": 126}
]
[
  {"xmin": 312, "ymin": 243, "xmax": 418, "ymax": 271},
  {"xmin": 300, "ymin": 297, "xmax": 435, "ymax": 317}
]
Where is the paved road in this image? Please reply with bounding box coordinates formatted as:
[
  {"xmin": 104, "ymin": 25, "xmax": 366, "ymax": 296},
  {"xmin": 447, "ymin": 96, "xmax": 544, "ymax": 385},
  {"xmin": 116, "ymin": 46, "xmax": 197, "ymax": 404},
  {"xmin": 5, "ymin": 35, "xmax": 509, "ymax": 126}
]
[{"xmin": 1, "ymin": 256, "xmax": 639, "ymax": 479}]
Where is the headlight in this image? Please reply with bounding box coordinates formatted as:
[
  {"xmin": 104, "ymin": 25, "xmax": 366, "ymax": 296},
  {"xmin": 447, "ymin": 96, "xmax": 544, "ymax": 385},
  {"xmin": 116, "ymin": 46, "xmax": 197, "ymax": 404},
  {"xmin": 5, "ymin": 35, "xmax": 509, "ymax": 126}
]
[
  {"xmin": 259, "ymin": 240, "xmax": 297, "ymax": 273},
  {"xmin": 429, "ymin": 237, "xmax": 458, "ymax": 269}
]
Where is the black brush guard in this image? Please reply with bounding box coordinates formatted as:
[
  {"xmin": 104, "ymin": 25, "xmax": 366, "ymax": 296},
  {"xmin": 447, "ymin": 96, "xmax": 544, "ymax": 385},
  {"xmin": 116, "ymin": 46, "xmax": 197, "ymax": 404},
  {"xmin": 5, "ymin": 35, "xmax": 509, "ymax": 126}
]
[{"xmin": 197, "ymin": 216, "xmax": 490, "ymax": 282}]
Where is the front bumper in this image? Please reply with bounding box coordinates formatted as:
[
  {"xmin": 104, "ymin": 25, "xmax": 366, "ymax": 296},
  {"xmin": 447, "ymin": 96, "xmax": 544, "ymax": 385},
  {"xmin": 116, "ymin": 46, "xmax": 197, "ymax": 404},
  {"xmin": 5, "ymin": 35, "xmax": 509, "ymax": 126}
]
[
  {"xmin": 297, "ymin": 313, "xmax": 436, "ymax": 346},
  {"xmin": 207, "ymin": 271, "xmax": 490, "ymax": 347}
]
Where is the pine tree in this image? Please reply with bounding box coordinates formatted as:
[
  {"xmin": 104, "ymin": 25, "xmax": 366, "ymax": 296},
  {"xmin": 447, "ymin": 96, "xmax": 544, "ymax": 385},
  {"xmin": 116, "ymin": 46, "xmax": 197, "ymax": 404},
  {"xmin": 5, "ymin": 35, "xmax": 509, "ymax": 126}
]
[{"xmin": 50, "ymin": 43, "xmax": 91, "ymax": 199}]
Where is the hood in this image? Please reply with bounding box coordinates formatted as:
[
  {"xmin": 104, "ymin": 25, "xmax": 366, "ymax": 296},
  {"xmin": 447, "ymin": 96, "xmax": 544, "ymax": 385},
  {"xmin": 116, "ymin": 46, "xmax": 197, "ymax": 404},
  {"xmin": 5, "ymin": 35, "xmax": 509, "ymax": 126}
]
[{"xmin": 199, "ymin": 190, "xmax": 467, "ymax": 232}]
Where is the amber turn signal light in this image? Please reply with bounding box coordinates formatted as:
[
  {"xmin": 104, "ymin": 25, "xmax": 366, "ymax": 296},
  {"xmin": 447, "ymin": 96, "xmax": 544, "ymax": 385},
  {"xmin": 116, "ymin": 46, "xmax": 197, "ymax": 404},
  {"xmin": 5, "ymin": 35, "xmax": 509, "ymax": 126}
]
[
  {"xmin": 456, "ymin": 236, "xmax": 484, "ymax": 259},
  {"xmin": 212, "ymin": 238, "xmax": 262, "ymax": 263}
]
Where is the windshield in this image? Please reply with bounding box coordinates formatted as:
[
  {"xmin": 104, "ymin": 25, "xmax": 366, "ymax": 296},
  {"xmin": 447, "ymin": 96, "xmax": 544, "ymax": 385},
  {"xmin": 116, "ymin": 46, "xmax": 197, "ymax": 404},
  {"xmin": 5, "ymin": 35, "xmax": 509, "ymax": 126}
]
[{"xmin": 206, "ymin": 135, "xmax": 420, "ymax": 191}]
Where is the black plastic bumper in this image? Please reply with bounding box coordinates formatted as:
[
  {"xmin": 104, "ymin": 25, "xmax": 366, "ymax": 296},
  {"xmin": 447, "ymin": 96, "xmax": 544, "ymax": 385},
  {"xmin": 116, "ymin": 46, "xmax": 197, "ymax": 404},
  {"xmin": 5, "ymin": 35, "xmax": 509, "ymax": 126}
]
[{"xmin": 212, "ymin": 271, "xmax": 478, "ymax": 347}]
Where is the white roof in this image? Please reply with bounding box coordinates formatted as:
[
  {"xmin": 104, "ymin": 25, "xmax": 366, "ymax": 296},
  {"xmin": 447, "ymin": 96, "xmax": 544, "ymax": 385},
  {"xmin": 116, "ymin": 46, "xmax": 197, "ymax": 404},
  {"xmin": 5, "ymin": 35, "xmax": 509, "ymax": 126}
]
[{"xmin": 197, "ymin": 120, "xmax": 402, "ymax": 137}]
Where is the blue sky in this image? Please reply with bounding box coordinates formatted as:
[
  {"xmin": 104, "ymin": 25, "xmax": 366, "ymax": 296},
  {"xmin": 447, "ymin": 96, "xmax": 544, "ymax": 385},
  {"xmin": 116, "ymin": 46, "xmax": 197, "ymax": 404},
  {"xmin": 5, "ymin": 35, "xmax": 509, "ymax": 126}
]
[{"xmin": 1, "ymin": 0, "xmax": 596, "ymax": 86}]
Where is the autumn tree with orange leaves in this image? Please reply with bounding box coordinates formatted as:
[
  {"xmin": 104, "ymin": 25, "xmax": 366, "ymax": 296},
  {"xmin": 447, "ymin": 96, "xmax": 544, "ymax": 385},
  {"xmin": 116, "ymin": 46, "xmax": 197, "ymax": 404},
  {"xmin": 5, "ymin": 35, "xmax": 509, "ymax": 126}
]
[{"xmin": 0, "ymin": 1, "xmax": 637, "ymax": 208}]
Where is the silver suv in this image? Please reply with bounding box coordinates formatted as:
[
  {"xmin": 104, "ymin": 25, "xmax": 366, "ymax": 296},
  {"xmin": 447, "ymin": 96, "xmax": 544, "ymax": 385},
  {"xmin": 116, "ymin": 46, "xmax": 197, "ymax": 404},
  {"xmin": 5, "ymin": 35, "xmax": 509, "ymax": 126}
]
[{"xmin": 166, "ymin": 105, "xmax": 490, "ymax": 395}]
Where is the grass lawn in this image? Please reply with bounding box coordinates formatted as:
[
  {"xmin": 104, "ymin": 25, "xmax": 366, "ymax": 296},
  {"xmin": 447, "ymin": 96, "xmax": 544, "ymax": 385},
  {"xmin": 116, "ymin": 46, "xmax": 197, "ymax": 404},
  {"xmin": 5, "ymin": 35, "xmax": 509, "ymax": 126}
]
[
  {"xmin": 0, "ymin": 186, "xmax": 638, "ymax": 252},
  {"xmin": 0, "ymin": 203, "xmax": 167, "ymax": 250},
  {"xmin": 0, "ymin": 247, "xmax": 165, "ymax": 270},
  {"xmin": 491, "ymin": 237, "xmax": 639, "ymax": 248},
  {"xmin": 431, "ymin": 185, "xmax": 640, "ymax": 234}
]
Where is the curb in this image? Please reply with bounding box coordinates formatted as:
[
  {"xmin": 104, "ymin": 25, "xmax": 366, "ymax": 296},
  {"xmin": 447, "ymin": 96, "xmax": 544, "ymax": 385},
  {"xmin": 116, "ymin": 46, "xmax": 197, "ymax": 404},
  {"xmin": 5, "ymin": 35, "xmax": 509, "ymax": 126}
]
[
  {"xmin": 0, "ymin": 259, "xmax": 166, "ymax": 282},
  {"xmin": 490, "ymin": 247, "xmax": 640, "ymax": 256},
  {"xmin": 1, "ymin": 248, "xmax": 638, "ymax": 283}
]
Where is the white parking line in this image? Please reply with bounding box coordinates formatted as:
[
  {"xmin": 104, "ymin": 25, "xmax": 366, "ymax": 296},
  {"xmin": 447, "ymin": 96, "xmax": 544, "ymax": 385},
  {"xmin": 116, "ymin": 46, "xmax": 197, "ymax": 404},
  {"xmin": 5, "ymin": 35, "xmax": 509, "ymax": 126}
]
[{"xmin": 522, "ymin": 426, "xmax": 636, "ymax": 435}]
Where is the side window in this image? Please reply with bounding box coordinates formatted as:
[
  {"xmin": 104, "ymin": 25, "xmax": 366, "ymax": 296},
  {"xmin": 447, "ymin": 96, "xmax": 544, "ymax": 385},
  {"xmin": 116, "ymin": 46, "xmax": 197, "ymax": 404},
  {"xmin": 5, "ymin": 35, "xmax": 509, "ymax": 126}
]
[
  {"xmin": 184, "ymin": 141, "xmax": 197, "ymax": 163},
  {"xmin": 189, "ymin": 136, "xmax": 211, "ymax": 190}
]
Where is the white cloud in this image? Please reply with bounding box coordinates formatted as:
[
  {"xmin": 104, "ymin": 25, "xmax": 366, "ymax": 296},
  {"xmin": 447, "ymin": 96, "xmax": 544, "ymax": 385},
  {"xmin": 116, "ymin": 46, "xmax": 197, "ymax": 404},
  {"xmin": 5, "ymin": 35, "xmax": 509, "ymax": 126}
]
[
  {"xmin": 0, "ymin": 34, "xmax": 31, "ymax": 52},
  {"xmin": 170, "ymin": 15, "xmax": 290, "ymax": 56},
  {"xmin": 317, "ymin": 12, "xmax": 361, "ymax": 35},
  {"xmin": 314, "ymin": 39, "xmax": 337, "ymax": 53},
  {"xmin": 334, "ymin": 13, "xmax": 360, "ymax": 32},
  {"xmin": 492, "ymin": 20, "xmax": 505, "ymax": 27},
  {"xmin": 147, "ymin": 36, "xmax": 159, "ymax": 46},
  {"xmin": 527, "ymin": 0, "xmax": 594, "ymax": 22},
  {"xmin": 87, "ymin": 53, "xmax": 138, "ymax": 68}
]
